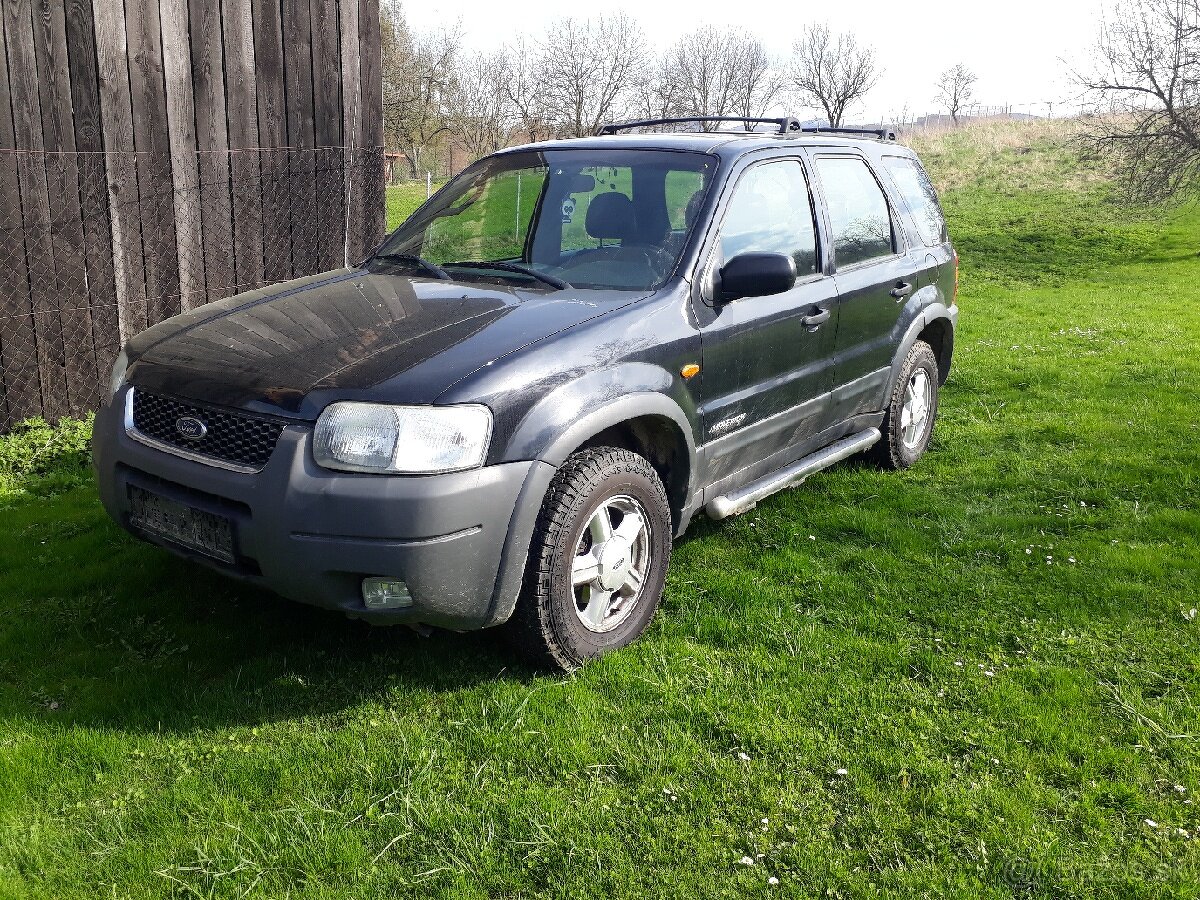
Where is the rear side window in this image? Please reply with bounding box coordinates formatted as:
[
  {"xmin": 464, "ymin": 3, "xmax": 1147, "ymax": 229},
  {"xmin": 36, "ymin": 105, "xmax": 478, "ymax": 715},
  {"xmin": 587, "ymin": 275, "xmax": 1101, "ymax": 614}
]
[
  {"xmin": 883, "ymin": 156, "xmax": 947, "ymax": 246},
  {"xmin": 719, "ymin": 160, "xmax": 819, "ymax": 276},
  {"xmin": 814, "ymin": 157, "xmax": 895, "ymax": 268}
]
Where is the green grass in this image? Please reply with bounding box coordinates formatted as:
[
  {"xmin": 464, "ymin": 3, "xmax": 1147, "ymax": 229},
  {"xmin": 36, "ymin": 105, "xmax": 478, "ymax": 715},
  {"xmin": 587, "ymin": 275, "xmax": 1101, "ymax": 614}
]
[
  {"xmin": 3, "ymin": 133, "xmax": 1200, "ymax": 898},
  {"xmin": 385, "ymin": 181, "xmax": 439, "ymax": 231}
]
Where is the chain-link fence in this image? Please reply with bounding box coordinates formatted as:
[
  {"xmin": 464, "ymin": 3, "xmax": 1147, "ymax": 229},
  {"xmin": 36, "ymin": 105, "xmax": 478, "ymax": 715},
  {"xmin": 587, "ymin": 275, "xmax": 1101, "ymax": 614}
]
[{"xmin": 0, "ymin": 147, "xmax": 385, "ymax": 432}]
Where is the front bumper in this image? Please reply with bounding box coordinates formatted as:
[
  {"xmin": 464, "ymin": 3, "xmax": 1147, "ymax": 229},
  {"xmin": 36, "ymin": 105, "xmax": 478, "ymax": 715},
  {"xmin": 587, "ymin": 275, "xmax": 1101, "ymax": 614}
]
[{"xmin": 92, "ymin": 387, "xmax": 554, "ymax": 628}]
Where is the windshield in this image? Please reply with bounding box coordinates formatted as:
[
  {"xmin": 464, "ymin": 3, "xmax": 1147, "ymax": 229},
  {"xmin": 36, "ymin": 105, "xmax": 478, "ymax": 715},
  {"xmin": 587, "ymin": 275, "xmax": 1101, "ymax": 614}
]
[{"xmin": 370, "ymin": 149, "xmax": 717, "ymax": 291}]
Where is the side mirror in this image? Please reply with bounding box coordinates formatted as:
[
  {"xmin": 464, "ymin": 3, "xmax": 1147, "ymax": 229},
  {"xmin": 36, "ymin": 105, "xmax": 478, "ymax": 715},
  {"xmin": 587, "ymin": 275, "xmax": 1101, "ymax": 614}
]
[{"xmin": 719, "ymin": 252, "xmax": 797, "ymax": 302}]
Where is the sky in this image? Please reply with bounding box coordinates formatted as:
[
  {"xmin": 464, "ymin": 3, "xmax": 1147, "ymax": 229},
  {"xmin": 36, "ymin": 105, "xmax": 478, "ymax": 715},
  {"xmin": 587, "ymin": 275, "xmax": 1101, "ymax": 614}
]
[{"xmin": 403, "ymin": 0, "xmax": 1111, "ymax": 122}]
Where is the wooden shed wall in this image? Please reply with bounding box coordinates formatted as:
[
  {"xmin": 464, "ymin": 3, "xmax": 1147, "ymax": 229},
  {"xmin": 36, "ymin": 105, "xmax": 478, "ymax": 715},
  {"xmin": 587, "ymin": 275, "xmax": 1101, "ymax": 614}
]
[{"xmin": 0, "ymin": 0, "xmax": 385, "ymax": 429}]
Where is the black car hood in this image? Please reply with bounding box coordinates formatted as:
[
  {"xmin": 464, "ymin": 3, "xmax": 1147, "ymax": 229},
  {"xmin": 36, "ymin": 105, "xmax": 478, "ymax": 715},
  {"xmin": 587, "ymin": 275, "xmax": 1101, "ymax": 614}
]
[{"xmin": 126, "ymin": 269, "xmax": 641, "ymax": 418}]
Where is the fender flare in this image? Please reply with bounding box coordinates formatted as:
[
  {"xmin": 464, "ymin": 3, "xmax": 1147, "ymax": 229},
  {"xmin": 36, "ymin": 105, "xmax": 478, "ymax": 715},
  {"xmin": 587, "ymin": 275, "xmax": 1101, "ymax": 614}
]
[
  {"xmin": 503, "ymin": 362, "xmax": 697, "ymax": 473},
  {"xmin": 888, "ymin": 304, "xmax": 957, "ymax": 394}
]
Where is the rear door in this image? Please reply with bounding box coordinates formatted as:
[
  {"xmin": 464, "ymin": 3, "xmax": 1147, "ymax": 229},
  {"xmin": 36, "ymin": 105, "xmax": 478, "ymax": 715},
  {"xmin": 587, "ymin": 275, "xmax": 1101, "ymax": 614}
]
[
  {"xmin": 696, "ymin": 156, "xmax": 840, "ymax": 485},
  {"xmin": 809, "ymin": 153, "xmax": 912, "ymax": 419}
]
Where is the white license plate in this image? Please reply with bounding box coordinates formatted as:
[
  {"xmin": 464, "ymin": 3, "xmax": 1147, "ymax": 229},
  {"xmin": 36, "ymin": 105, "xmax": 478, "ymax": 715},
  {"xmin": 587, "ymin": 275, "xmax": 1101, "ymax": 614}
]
[{"xmin": 128, "ymin": 486, "xmax": 236, "ymax": 564}]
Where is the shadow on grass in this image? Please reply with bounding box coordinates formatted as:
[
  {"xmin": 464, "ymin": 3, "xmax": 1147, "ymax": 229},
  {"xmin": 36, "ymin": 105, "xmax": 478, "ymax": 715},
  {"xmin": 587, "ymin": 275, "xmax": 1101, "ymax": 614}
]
[{"xmin": 0, "ymin": 485, "xmax": 538, "ymax": 735}]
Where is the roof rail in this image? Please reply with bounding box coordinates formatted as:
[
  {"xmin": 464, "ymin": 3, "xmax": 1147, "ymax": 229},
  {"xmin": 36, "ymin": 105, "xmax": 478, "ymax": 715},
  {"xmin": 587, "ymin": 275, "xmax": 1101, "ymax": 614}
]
[
  {"xmin": 598, "ymin": 116, "xmax": 804, "ymax": 136},
  {"xmin": 802, "ymin": 125, "xmax": 898, "ymax": 142}
]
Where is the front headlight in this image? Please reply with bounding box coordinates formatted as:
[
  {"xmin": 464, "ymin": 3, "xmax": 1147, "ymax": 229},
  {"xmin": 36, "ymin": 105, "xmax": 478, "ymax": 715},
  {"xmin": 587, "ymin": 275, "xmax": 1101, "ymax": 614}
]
[
  {"xmin": 108, "ymin": 349, "xmax": 129, "ymax": 401},
  {"xmin": 313, "ymin": 402, "xmax": 492, "ymax": 474}
]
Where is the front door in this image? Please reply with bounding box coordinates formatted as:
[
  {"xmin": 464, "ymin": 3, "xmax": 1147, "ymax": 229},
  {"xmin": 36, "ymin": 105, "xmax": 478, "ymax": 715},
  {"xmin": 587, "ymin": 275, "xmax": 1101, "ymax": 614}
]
[{"xmin": 696, "ymin": 158, "xmax": 840, "ymax": 486}]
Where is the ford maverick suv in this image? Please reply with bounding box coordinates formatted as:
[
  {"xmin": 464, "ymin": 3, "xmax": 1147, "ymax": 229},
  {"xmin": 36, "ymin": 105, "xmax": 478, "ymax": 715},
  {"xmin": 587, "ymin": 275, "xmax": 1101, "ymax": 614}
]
[{"xmin": 93, "ymin": 117, "xmax": 958, "ymax": 671}]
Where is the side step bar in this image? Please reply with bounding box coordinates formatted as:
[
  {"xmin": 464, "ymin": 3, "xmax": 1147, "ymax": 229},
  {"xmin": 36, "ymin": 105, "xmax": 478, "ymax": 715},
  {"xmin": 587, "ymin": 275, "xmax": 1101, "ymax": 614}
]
[{"xmin": 704, "ymin": 428, "xmax": 881, "ymax": 521}]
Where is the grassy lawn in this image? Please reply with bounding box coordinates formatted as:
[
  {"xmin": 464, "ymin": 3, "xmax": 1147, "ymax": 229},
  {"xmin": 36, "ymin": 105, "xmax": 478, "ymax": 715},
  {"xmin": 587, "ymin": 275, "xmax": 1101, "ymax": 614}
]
[
  {"xmin": 385, "ymin": 180, "xmax": 439, "ymax": 230},
  {"xmin": 2, "ymin": 129, "xmax": 1199, "ymax": 898}
]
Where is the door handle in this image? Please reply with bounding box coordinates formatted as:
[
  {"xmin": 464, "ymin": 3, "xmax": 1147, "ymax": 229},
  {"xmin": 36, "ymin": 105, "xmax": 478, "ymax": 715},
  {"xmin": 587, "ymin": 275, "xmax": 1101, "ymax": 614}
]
[
  {"xmin": 802, "ymin": 307, "xmax": 831, "ymax": 330},
  {"xmin": 890, "ymin": 281, "xmax": 913, "ymax": 299}
]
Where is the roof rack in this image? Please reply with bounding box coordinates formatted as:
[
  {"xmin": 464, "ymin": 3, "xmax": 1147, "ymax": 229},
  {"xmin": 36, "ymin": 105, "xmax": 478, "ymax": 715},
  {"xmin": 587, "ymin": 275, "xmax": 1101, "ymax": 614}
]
[
  {"xmin": 802, "ymin": 126, "xmax": 898, "ymax": 142},
  {"xmin": 597, "ymin": 117, "xmax": 897, "ymax": 142},
  {"xmin": 598, "ymin": 116, "xmax": 803, "ymax": 135}
]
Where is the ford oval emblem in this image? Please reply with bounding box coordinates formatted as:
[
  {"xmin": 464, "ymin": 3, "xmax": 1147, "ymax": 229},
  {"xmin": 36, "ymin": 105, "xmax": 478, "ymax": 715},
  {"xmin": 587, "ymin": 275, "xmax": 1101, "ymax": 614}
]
[{"xmin": 175, "ymin": 416, "xmax": 207, "ymax": 441}]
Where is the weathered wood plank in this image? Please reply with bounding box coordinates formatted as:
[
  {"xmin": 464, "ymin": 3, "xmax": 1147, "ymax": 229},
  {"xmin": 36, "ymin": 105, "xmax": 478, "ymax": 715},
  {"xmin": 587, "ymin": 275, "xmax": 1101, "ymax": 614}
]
[
  {"xmin": 338, "ymin": 0, "xmax": 362, "ymax": 264},
  {"xmin": 358, "ymin": 0, "xmax": 385, "ymax": 252},
  {"xmin": 222, "ymin": 0, "xmax": 265, "ymax": 294},
  {"xmin": 125, "ymin": 0, "xmax": 181, "ymax": 327},
  {"xmin": 0, "ymin": 7, "xmax": 35, "ymax": 423},
  {"xmin": 282, "ymin": 0, "xmax": 317, "ymax": 279},
  {"xmin": 310, "ymin": 0, "xmax": 342, "ymax": 272},
  {"xmin": 92, "ymin": 0, "xmax": 147, "ymax": 340},
  {"xmin": 189, "ymin": 0, "xmax": 235, "ymax": 305},
  {"xmin": 31, "ymin": 0, "xmax": 97, "ymax": 415},
  {"xmin": 159, "ymin": 0, "xmax": 205, "ymax": 312},
  {"xmin": 5, "ymin": 0, "xmax": 69, "ymax": 419},
  {"xmin": 251, "ymin": 0, "xmax": 289, "ymax": 284},
  {"xmin": 64, "ymin": 0, "xmax": 120, "ymax": 392}
]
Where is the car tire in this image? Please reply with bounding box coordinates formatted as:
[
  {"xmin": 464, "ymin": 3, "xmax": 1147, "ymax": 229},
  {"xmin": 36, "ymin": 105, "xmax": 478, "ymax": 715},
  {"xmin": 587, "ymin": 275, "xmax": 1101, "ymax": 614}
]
[
  {"xmin": 507, "ymin": 447, "xmax": 673, "ymax": 672},
  {"xmin": 870, "ymin": 339, "xmax": 940, "ymax": 469}
]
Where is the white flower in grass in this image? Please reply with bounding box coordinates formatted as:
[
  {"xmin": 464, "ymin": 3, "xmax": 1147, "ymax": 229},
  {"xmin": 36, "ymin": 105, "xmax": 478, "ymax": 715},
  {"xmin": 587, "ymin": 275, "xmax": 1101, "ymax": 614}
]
[
  {"xmin": 835, "ymin": 767, "xmax": 849, "ymax": 776},
  {"xmin": 739, "ymin": 856, "xmax": 756, "ymax": 866},
  {"xmin": 1145, "ymin": 819, "xmax": 1159, "ymax": 828},
  {"xmin": 738, "ymin": 751, "xmax": 751, "ymax": 761},
  {"xmin": 1175, "ymin": 784, "xmax": 1187, "ymax": 793},
  {"xmin": 768, "ymin": 876, "xmax": 780, "ymax": 885}
]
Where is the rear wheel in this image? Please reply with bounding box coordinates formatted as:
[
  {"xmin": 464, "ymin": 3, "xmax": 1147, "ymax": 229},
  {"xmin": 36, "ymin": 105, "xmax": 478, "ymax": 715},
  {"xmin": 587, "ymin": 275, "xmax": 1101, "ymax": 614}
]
[
  {"xmin": 507, "ymin": 447, "xmax": 672, "ymax": 672},
  {"xmin": 871, "ymin": 340, "xmax": 940, "ymax": 469}
]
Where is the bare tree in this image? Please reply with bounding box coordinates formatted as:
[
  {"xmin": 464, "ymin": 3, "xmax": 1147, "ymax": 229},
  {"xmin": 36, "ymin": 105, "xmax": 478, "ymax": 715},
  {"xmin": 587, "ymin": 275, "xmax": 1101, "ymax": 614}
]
[
  {"xmin": 502, "ymin": 37, "xmax": 556, "ymax": 144},
  {"xmin": 1078, "ymin": 0, "xmax": 1199, "ymax": 202},
  {"xmin": 633, "ymin": 55, "xmax": 688, "ymax": 122},
  {"xmin": 537, "ymin": 14, "xmax": 648, "ymax": 137},
  {"xmin": 380, "ymin": 4, "xmax": 459, "ymax": 179},
  {"xmin": 658, "ymin": 27, "xmax": 784, "ymax": 127},
  {"xmin": 450, "ymin": 50, "xmax": 516, "ymax": 162},
  {"xmin": 789, "ymin": 24, "xmax": 880, "ymax": 127},
  {"xmin": 935, "ymin": 64, "xmax": 978, "ymax": 125}
]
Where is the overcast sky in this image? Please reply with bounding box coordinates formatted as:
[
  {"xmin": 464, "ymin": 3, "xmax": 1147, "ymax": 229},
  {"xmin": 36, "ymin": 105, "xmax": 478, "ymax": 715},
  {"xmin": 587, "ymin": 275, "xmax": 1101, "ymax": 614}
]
[{"xmin": 403, "ymin": 0, "xmax": 1109, "ymax": 121}]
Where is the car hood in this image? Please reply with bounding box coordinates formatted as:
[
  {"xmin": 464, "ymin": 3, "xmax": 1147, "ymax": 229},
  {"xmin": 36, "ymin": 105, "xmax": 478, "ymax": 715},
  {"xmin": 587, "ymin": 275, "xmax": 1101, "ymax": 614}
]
[{"xmin": 126, "ymin": 268, "xmax": 642, "ymax": 418}]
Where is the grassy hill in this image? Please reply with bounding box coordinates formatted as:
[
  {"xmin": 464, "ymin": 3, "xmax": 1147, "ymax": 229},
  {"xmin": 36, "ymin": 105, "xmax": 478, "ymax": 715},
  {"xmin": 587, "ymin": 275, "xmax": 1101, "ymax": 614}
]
[{"xmin": 1, "ymin": 122, "xmax": 1198, "ymax": 898}]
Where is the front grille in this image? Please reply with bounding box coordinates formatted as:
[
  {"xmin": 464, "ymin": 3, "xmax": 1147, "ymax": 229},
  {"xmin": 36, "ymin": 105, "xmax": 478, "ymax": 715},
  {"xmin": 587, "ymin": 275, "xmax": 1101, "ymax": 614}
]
[{"xmin": 131, "ymin": 390, "xmax": 285, "ymax": 470}]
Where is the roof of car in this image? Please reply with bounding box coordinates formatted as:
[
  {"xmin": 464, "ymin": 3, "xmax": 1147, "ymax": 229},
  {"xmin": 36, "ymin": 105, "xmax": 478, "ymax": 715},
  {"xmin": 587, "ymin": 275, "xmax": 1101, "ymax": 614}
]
[{"xmin": 498, "ymin": 131, "xmax": 917, "ymax": 161}]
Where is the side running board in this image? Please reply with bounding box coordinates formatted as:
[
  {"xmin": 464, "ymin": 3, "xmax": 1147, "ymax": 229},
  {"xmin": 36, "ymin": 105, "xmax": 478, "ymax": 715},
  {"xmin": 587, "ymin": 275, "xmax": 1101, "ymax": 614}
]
[{"xmin": 704, "ymin": 428, "xmax": 881, "ymax": 520}]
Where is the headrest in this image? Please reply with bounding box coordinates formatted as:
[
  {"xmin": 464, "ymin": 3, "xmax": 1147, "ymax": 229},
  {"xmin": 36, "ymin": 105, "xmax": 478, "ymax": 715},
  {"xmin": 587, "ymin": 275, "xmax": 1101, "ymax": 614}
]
[{"xmin": 585, "ymin": 192, "xmax": 635, "ymax": 241}]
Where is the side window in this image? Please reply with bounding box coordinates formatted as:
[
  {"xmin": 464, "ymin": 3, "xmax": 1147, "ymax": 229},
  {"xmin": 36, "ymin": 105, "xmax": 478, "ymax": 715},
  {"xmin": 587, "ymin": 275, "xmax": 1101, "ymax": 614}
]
[
  {"xmin": 719, "ymin": 161, "xmax": 818, "ymax": 276},
  {"xmin": 883, "ymin": 156, "xmax": 947, "ymax": 247},
  {"xmin": 814, "ymin": 157, "xmax": 895, "ymax": 268}
]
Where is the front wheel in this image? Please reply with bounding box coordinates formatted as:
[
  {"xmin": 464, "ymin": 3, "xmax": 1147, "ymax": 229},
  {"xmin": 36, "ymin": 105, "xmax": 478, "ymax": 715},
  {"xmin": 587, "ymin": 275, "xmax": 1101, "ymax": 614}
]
[
  {"xmin": 507, "ymin": 447, "xmax": 673, "ymax": 672},
  {"xmin": 870, "ymin": 340, "xmax": 940, "ymax": 469}
]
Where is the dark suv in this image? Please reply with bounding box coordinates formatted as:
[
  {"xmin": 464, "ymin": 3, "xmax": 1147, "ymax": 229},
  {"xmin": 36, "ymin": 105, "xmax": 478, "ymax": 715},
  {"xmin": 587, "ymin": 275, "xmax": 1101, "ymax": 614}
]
[{"xmin": 93, "ymin": 117, "xmax": 957, "ymax": 671}]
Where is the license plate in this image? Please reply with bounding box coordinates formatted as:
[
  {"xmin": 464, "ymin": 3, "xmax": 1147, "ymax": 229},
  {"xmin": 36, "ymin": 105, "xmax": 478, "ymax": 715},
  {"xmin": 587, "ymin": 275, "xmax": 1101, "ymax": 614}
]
[{"xmin": 128, "ymin": 486, "xmax": 236, "ymax": 564}]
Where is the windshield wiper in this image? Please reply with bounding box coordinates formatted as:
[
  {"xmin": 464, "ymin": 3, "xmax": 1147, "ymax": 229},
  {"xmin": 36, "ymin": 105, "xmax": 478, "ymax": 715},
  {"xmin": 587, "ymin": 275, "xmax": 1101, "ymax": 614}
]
[
  {"xmin": 371, "ymin": 253, "xmax": 452, "ymax": 280},
  {"xmin": 445, "ymin": 260, "xmax": 571, "ymax": 291}
]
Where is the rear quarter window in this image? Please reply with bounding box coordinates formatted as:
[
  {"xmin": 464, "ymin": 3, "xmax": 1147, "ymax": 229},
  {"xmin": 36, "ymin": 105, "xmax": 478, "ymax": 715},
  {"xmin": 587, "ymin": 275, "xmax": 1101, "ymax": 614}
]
[{"xmin": 883, "ymin": 156, "xmax": 948, "ymax": 247}]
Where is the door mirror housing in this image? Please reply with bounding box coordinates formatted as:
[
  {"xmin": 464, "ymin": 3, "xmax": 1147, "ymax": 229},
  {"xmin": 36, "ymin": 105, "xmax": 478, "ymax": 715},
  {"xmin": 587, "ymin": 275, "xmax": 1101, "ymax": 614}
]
[{"xmin": 719, "ymin": 252, "xmax": 797, "ymax": 302}]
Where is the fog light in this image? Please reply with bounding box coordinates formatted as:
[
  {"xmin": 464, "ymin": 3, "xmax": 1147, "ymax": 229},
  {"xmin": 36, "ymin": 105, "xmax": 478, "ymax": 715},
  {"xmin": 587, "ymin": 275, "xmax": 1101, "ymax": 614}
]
[{"xmin": 361, "ymin": 578, "xmax": 413, "ymax": 610}]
